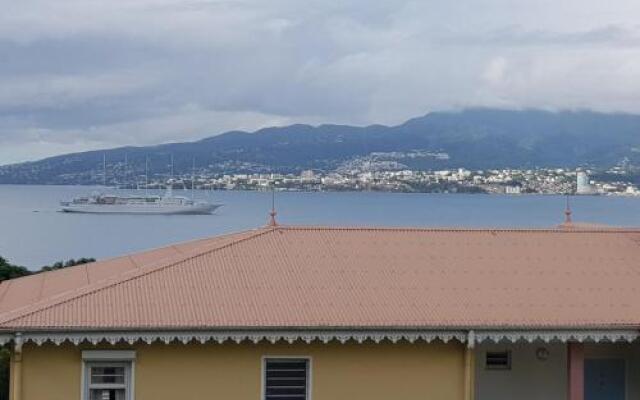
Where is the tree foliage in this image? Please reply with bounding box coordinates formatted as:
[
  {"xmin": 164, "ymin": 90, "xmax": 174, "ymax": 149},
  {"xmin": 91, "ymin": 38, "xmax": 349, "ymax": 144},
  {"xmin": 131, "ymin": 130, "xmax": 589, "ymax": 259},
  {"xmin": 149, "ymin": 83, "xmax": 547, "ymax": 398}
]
[
  {"xmin": 40, "ymin": 258, "xmax": 96, "ymax": 272},
  {"xmin": 0, "ymin": 257, "xmax": 31, "ymax": 281},
  {"xmin": 0, "ymin": 256, "xmax": 96, "ymax": 282}
]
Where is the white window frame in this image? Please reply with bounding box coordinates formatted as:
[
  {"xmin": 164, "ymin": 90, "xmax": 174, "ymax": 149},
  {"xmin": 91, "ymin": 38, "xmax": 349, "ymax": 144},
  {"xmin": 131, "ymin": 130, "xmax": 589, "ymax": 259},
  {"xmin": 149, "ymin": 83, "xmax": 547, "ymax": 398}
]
[
  {"xmin": 81, "ymin": 351, "xmax": 136, "ymax": 400},
  {"xmin": 261, "ymin": 356, "xmax": 312, "ymax": 400}
]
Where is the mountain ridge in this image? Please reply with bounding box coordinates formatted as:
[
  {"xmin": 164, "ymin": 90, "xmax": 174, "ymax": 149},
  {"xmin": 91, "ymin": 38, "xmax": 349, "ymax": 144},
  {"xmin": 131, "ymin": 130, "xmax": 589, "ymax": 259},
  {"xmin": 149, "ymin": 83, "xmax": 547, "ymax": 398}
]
[{"xmin": 2, "ymin": 108, "xmax": 640, "ymax": 185}]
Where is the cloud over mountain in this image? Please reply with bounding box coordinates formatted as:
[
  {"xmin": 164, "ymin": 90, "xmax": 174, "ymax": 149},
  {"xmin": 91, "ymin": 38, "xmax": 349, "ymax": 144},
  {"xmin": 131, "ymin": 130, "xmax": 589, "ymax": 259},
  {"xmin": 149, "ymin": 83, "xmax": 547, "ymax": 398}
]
[{"xmin": 2, "ymin": 0, "xmax": 640, "ymax": 164}]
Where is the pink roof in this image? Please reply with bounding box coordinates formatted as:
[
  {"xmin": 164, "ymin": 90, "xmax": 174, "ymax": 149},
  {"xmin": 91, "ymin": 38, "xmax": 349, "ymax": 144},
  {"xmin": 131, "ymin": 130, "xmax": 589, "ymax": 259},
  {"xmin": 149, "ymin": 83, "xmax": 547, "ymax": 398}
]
[{"xmin": 1, "ymin": 225, "xmax": 640, "ymax": 330}]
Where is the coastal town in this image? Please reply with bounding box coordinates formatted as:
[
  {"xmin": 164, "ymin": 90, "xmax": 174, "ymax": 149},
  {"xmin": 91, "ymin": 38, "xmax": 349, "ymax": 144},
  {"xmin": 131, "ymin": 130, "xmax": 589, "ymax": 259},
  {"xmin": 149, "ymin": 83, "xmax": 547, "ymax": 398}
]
[{"xmin": 148, "ymin": 166, "xmax": 640, "ymax": 196}]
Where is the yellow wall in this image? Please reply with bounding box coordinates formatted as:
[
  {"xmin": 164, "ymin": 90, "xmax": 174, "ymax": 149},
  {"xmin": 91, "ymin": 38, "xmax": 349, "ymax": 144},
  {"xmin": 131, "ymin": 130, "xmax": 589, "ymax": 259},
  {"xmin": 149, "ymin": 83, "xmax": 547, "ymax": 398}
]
[
  {"xmin": 17, "ymin": 341, "xmax": 465, "ymax": 400},
  {"xmin": 20, "ymin": 344, "xmax": 81, "ymax": 400}
]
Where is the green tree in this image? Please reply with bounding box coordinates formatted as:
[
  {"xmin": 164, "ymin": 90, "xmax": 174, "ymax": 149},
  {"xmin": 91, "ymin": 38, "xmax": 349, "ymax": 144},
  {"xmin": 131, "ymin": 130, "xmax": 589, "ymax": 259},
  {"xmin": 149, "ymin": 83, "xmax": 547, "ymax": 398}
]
[
  {"xmin": 40, "ymin": 257, "xmax": 95, "ymax": 272},
  {"xmin": 1, "ymin": 256, "xmax": 96, "ymax": 282},
  {"xmin": 0, "ymin": 257, "xmax": 32, "ymax": 282}
]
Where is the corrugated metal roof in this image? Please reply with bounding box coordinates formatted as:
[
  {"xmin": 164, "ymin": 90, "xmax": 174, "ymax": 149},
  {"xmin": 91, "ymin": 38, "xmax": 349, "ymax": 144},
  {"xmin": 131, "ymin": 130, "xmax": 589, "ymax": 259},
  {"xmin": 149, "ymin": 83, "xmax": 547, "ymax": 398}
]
[{"xmin": 1, "ymin": 226, "xmax": 640, "ymax": 330}]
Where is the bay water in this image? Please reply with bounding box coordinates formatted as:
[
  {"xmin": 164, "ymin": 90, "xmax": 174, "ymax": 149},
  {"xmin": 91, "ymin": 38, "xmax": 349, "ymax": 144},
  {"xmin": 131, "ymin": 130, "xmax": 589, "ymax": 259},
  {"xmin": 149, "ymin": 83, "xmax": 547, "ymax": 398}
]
[{"xmin": 1, "ymin": 185, "xmax": 639, "ymax": 269}]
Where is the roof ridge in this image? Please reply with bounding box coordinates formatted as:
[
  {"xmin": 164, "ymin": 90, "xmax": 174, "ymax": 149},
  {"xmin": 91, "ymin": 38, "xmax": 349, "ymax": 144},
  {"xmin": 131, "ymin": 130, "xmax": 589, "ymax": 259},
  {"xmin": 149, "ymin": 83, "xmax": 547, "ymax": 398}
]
[
  {"xmin": 275, "ymin": 225, "xmax": 640, "ymax": 233},
  {"xmin": 0, "ymin": 228, "xmax": 273, "ymax": 327}
]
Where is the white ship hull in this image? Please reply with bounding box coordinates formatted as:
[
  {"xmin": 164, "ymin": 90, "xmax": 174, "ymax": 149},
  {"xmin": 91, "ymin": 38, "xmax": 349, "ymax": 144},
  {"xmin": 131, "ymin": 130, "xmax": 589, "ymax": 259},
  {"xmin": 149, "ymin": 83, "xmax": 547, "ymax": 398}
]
[{"xmin": 61, "ymin": 203, "xmax": 221, "ymax": 215}]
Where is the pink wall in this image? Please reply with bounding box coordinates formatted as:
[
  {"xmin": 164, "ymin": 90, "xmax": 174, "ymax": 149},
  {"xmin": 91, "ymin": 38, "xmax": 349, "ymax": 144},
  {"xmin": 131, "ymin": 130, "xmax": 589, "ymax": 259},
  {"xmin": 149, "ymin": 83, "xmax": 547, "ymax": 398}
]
[{"xmin": 568, "ymin": 343, "xmax": 584, "ymax": 400}]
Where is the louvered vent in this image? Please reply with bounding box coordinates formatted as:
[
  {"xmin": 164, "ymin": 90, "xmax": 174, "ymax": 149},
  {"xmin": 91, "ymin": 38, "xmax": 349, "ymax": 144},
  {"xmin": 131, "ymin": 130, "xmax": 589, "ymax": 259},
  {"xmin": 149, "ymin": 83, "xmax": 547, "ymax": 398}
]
[
  {"xmin": 486, "ymin": 351, "xmax": 511, "ymax": 370},
  {"xmin": 264, "ymin": 358, "xmax": 309, "ymax": 400}
]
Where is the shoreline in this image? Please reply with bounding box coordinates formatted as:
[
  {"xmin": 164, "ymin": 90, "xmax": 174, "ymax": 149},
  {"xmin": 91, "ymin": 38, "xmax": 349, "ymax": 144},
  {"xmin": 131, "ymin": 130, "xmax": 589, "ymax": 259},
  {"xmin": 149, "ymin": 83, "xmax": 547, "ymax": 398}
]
[{"xmin": 1, "ymin": 183, "xmax": 639, "ymax": 197}]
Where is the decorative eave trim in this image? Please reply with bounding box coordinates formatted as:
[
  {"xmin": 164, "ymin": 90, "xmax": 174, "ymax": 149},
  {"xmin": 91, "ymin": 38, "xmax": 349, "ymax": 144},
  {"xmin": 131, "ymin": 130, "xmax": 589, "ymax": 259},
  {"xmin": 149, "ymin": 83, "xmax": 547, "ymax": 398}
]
[
  {"xmin": 475, "ymin": 330, "xmax": 640, "ymax": 344},
  {"xmin": 1, "ymin": 330, "xmax": 467, "ymax": 346},
  {"xmin": 0, "ymin": 329, "xmax": 637, "ymax": 347}
]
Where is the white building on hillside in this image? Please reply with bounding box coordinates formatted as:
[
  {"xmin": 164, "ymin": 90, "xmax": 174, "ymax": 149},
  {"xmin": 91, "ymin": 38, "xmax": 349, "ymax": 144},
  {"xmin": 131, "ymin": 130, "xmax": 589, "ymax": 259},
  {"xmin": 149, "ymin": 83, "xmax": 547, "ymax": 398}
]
[{"xmin": 576, "ymin": 171, "xmax": 593, "ymax": 194}]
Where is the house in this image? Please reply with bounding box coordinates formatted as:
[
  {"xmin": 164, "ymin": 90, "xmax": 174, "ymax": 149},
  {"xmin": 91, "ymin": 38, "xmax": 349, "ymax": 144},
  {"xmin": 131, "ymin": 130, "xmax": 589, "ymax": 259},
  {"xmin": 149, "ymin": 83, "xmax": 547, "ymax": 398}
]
[{"xmin": 1, "ymin": 223, "xmax": 640, "ymax": 400}]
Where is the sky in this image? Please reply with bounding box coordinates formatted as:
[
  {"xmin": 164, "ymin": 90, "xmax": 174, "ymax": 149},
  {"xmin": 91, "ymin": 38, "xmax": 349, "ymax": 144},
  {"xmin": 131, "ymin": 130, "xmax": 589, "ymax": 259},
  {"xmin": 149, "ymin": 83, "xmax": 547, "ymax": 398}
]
[{"xmin": 2, "ymin": 0, "xmax": 640, "ymax": 164}]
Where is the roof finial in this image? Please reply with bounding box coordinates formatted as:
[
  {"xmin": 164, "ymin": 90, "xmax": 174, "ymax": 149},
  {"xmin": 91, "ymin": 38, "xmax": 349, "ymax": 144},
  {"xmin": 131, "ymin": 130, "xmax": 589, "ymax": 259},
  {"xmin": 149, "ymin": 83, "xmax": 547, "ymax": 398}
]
[
  {"xmin": 564, "ymin": 195, "xmax": 573, "ymax": 225},
  {"xmin": 268, "ymin": 189, "xmax": 278, "ymax": 227}
]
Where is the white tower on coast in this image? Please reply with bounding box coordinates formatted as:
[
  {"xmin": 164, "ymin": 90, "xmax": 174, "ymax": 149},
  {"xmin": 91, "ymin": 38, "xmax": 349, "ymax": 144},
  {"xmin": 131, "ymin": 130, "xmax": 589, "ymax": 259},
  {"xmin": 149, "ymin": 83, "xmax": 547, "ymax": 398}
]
[{"xmin": 576, "ymin": 171, "xmax": 593, "ymax": 195}]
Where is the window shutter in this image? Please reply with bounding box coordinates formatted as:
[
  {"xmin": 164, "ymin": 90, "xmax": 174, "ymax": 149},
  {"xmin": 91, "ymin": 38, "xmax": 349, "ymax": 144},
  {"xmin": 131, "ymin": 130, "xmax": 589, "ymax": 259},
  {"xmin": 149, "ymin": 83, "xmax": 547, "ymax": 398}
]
[
  {"xmin": 486, "ymin": 351, "xmax": 512, "ymax": 370},
  {"xmin": 264, "ymin": 358, "xmax": 309, "ymax": 400}
]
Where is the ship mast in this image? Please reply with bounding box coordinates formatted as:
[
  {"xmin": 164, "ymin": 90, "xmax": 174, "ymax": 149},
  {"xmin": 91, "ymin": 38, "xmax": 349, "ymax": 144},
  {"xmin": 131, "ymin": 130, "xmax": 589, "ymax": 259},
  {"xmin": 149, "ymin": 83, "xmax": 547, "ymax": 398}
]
[
  {"xmin": 102, "ymin": 153, "xmax": 107, "ymax": 187},
  {"xmin": 124, "ymin": 153, "xmax": 128, "ymax": 189},
  {"xmin": 168, "ymin": 154, "xmax": 174, "ymax": 197},
  {"xmin": 145, "ymin": 156, "xmax": 149, "ymax": 196},
  {"xmin": 192, "ymin": 157, "xmax": 196, "ymax": 200}
]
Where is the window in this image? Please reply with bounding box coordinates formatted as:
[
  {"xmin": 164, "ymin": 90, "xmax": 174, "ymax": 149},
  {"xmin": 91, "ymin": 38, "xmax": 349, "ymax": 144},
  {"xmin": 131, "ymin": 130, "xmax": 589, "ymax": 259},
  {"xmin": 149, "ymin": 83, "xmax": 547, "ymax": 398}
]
[
  {"xmin": 485, "ymin": 351, "xmax": 511, "ymax": 370},
  {"xmin": 263, "ymin": 358, "xmax": 310, "ymax": 400},
  {"xmin": 86, "ymin": 363, "xmax": 130, "ymax": 400},
  {"xmin": 82, "ymin": 351, "xmax": 135, "ymax": 400}
]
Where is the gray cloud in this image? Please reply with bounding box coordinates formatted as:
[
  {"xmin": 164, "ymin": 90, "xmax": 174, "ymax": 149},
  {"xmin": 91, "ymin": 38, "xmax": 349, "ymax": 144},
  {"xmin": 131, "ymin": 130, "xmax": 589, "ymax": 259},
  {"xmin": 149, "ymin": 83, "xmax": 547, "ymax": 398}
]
[
  {"xmin": 441, "ymin": 25, "xmax": 640, "ymax": 48},
  {"xmin": 2, "ymin": 0, "xmax": 640, "ymax": 164}
]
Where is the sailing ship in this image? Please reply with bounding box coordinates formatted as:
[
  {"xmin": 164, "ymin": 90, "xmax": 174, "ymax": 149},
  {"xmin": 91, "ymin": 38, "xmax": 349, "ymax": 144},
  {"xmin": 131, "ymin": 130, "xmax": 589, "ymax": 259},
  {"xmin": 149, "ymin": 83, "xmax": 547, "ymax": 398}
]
[
  {"xmin": 60, "ymin": 154, "xmax": 221, "ymax": 215},
  {"xmin": 60, "ymin": 191, "xmax": 221, "ymax": 215}
]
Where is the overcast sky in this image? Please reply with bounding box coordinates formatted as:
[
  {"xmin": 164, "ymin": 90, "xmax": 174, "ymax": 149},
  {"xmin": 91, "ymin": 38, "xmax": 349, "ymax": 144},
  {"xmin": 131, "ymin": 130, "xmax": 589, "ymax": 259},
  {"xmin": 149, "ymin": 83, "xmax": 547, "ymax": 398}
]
[{"xmin": 2, "ymin": 0, "xmax": 640, "ymax": 164}]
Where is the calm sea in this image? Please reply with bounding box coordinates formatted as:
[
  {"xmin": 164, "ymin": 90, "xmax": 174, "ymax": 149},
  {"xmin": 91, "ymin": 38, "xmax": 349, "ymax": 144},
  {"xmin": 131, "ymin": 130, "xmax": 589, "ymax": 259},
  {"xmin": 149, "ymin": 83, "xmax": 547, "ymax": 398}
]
[{"xmin": 1, "ymin": 185, "xmax": 639, "ymax": 269}]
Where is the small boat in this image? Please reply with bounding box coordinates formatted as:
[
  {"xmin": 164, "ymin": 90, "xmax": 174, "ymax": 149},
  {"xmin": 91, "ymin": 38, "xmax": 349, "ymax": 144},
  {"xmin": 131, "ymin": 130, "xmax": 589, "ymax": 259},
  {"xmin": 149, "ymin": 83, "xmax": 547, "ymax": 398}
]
[{"xmin": 60, "ymin": 192, "xmax": 222, "ymax": 215}]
